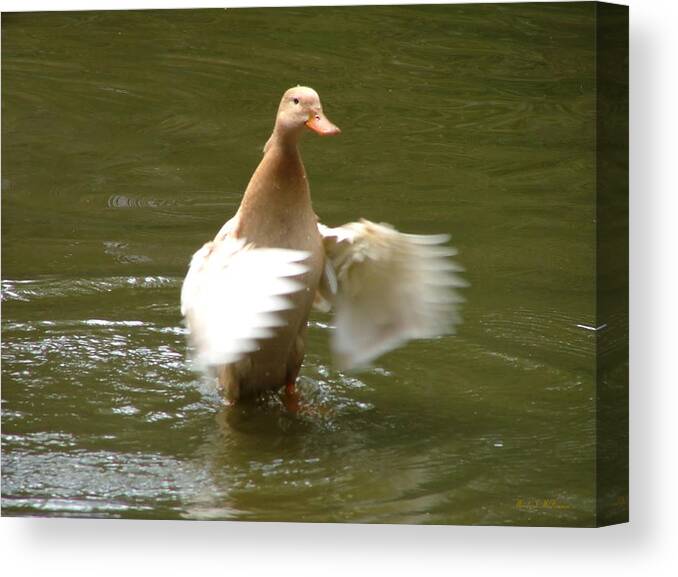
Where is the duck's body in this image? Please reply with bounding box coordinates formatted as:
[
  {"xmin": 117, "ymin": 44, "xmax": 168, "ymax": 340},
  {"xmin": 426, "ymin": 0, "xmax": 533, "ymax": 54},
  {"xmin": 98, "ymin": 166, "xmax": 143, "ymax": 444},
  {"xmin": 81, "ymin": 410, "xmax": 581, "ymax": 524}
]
[
  {"xmin": 220, "ymin": 129, "xmax": 325, "ymax": 398},
  {"xmin": 181, "ymin": 87, "xmax": 465, "ymax": 405}
]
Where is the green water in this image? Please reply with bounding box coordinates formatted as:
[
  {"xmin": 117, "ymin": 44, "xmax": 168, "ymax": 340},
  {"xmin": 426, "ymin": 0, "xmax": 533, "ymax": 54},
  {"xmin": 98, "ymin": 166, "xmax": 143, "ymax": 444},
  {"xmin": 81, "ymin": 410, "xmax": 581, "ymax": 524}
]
[{"xmin": 2, "ymin": 4, "xmax": 600, "ymax": 525}]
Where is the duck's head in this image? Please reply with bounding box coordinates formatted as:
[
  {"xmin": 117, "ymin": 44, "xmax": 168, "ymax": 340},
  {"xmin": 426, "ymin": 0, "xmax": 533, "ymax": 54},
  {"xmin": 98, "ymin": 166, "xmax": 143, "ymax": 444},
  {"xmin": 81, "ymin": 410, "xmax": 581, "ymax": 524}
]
[{"xmin": 275, "ymin": 86, "xmax": 341, "ymax": 138}]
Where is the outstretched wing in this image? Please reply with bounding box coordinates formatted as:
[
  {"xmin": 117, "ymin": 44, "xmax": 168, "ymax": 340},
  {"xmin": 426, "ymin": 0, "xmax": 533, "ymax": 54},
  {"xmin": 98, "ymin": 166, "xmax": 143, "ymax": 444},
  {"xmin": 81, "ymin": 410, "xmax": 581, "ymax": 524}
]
[
  {"xmin": 318, "ymin": 220, "xmax": 466, "ymax": 370},
  {"xmin": 181, "ymin": 237, "xmax": 309, "ymax": 370}
]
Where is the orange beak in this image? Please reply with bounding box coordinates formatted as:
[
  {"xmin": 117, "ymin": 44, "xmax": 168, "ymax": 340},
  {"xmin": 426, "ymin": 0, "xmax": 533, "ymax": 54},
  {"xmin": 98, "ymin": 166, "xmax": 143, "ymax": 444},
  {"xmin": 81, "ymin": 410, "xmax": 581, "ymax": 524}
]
[{"xmin": 305, "ymin": 113, "xmax": 341, "ymax": 136}]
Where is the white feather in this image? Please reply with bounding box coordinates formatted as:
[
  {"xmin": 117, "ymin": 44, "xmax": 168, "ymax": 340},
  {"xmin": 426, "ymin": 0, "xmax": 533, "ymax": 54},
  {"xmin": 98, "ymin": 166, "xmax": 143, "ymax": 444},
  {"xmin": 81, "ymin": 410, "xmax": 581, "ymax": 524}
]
[
  {"xmin": 319, "ymin": 219, "xmax": 466, "ymax": 370},
  {"xmin": 180, "ymin": 237, "xmax": 309, "ymax": 369}
]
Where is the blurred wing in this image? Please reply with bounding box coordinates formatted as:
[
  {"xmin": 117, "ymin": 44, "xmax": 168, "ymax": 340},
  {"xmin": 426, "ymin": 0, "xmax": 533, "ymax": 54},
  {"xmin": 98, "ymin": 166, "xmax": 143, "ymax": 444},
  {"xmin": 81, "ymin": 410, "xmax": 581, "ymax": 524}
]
[
  {"xmin": 181, "ymin": 238, "xmax": 309, "ymax": 369},
  {"xmin": 319, "ymin": 220, "xmax": 466, "ymax": 370}
]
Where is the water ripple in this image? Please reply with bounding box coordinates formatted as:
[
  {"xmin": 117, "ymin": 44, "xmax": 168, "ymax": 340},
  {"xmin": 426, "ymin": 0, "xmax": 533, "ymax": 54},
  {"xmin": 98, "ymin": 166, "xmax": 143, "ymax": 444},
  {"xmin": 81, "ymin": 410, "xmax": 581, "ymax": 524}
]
[{"xmin": 1, "ymin": 276, "xmax": 181, "ymax": 302}]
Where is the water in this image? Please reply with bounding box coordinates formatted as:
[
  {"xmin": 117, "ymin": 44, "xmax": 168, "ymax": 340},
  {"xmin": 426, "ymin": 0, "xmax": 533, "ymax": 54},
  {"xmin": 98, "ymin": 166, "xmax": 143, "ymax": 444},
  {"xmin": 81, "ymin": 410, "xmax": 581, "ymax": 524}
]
[{"xmin": 2, "ymin": 4, "xmax": 601, "ymax": 525}]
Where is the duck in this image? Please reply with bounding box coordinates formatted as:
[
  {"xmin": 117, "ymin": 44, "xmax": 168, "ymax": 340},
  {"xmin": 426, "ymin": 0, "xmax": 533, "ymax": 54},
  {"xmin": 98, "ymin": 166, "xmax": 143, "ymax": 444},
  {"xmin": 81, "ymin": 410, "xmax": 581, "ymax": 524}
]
[{"xmin": 181, "ymin": 86, "xmax": 465, "ymax": 404}]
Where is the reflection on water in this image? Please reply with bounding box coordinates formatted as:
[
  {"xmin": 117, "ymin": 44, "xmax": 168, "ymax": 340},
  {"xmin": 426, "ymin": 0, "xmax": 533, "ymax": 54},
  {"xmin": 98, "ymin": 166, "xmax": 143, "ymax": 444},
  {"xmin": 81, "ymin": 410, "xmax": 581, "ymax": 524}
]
[{"xmin": 3, "ymin": 4, "xmax": 601, "ymax": 525}]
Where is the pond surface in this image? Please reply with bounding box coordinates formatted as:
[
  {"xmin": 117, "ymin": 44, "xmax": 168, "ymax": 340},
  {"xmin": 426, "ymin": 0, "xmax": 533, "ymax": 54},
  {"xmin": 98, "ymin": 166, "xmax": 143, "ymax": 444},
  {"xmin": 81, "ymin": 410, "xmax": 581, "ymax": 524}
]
[{"xmin": 3, "ymin": 4, "xmax": 600, "ymax": 525}]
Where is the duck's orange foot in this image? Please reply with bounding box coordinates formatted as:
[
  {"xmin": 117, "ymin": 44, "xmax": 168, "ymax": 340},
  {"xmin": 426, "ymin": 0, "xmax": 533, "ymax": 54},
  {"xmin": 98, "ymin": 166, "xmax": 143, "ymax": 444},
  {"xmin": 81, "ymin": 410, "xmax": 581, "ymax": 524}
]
[{"xmin": 282, "ymin": 381, "xmax": 301, "ymax": 413}]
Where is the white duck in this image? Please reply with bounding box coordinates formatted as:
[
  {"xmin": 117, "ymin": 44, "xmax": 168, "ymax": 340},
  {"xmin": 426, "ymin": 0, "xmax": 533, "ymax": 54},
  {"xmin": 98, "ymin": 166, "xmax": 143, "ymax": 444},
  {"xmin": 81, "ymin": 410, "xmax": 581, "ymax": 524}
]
[{"xmin": 181, "ymin": 86, "xmax": 465, "ymax": 403}]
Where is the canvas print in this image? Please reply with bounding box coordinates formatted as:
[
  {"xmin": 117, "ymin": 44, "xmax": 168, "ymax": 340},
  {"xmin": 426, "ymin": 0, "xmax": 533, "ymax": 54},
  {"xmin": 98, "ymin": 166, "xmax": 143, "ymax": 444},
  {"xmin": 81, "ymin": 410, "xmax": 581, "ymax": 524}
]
[{"xmin": 1, "ymin": 2, "xmax": 628, "ymax": 526}]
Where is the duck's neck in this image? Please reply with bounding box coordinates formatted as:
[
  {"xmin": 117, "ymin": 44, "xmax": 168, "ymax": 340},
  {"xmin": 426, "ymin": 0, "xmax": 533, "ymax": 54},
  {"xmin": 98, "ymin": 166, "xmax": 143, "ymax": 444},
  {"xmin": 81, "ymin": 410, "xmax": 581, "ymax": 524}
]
[{"xmin": 236, "ymin": 129, "xmax": 313, "ymax": 237}]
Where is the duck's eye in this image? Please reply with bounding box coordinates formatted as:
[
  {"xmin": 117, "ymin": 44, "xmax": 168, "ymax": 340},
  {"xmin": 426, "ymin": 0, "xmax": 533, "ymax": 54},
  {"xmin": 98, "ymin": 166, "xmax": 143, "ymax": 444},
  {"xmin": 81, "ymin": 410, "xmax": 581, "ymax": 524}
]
[{"xmin": 293, "ymin": 98, "xmax": 299, "ymax": 105}]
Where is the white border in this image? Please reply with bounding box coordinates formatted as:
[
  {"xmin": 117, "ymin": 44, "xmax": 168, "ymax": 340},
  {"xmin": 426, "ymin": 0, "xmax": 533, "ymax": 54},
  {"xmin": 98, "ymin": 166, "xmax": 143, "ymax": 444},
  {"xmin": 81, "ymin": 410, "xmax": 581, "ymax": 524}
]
[{"xmin": 2, "ymin": 1, "xmax": 677, "ymax": 576}]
